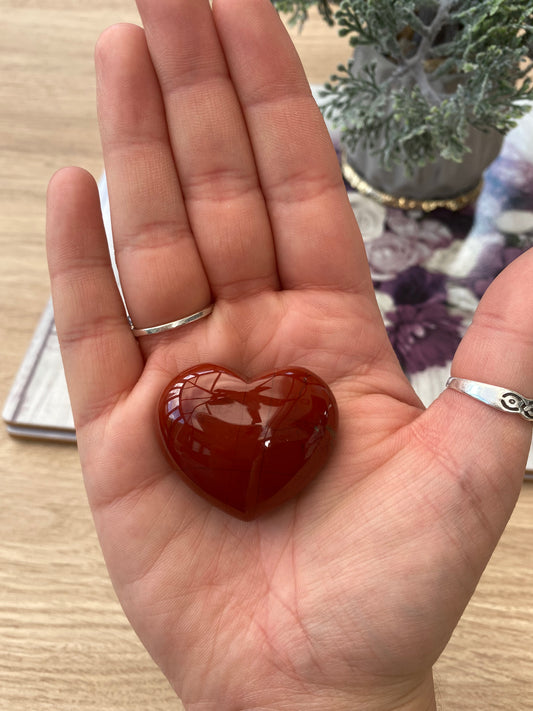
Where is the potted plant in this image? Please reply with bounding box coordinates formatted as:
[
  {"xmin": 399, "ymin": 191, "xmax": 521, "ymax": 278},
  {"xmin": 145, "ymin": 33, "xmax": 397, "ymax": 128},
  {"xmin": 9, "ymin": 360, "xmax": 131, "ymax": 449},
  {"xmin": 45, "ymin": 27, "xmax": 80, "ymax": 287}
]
[{"xmin": 274, "ymin": 0, "xmax": 533, "ymax": 210}]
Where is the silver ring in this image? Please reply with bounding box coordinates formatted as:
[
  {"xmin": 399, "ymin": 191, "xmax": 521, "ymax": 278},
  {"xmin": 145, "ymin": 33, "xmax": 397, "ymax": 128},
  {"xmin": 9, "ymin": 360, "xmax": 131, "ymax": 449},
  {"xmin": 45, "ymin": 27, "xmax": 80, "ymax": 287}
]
[
  {"xmin": 446, "ymin": 377, "xmax": 533, "ymax": 422},
  {"xmin": 131, "ymin": 304, "xmax": 214, "ymax": 337}
]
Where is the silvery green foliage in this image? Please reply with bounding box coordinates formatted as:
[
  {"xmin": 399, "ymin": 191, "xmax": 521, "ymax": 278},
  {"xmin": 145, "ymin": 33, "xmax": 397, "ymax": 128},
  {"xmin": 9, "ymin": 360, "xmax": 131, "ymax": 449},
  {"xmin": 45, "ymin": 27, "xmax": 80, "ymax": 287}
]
[
  {"xmin": 273, "ymin": 0, "xmax": 533, "ymax": 172},
  {"xmin": 272, "ymin": 0, "xmax": 337, "ymax": 25}
]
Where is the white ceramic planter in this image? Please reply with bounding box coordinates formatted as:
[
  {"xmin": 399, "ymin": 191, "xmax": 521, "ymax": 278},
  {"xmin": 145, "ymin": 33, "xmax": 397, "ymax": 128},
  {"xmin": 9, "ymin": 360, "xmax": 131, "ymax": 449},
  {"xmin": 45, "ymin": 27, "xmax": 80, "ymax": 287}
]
[{"xmin": 343, "ymin": 45, "xmax": 504, "ymax": 206}]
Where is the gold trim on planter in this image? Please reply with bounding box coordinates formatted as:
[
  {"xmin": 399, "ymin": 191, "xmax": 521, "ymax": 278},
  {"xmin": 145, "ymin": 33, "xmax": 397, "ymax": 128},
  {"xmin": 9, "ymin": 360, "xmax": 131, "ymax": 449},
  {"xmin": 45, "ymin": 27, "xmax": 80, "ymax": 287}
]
[{"xmin": 341, "ymin": 153, "xmax": 483, "ymax": 212}]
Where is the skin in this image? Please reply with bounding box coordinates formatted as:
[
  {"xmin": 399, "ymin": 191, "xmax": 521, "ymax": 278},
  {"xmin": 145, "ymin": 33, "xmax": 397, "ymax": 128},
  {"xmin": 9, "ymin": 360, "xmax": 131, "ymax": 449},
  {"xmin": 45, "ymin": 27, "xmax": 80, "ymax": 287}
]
[{"xmin": 46, "ymin": 0, "xmax": 533, "ymax": 708}]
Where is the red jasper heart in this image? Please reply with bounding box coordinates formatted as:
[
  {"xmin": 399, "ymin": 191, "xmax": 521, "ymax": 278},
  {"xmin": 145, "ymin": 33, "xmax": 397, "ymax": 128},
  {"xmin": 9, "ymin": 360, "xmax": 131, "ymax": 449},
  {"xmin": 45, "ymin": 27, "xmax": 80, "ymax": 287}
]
[{"xmin": 158, "ymin": 364, "xmax": 338, "ymax": 520}]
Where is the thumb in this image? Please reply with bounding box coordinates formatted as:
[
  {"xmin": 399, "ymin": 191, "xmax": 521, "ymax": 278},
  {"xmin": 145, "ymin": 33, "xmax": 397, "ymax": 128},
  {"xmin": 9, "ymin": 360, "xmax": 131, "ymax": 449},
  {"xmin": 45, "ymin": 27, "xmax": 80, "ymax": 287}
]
[{"xmin": 418, "ymin": 248, "xmax": 533, "ymax": 537}]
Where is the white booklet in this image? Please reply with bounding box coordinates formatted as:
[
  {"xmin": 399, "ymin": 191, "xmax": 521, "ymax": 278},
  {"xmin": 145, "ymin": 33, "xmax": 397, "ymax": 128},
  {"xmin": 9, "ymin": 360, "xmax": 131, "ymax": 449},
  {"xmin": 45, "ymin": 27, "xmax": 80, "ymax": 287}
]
[{"xmin": 3, "ymin": 298, "xmax": 74, "ymax": 441}]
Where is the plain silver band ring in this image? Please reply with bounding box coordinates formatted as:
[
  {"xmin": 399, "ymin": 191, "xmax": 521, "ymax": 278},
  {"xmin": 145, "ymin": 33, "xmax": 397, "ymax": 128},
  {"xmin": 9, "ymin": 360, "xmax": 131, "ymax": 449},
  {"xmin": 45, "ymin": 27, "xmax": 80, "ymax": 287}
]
[
  {"xmin": 131, "ymin": 304, "xmax": 214, "ymax": 337},
  {"xmin": 446, "ymin": 377, "xmax": 533, "ymax": 422}
]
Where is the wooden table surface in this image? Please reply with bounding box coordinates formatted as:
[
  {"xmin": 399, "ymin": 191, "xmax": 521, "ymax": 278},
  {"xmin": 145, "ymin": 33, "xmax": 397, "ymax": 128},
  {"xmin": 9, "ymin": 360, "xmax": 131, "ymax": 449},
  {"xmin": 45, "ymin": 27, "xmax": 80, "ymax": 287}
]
[{"xmin": 1, "ymin": 2, "xmax": 532, "ymax": 709}]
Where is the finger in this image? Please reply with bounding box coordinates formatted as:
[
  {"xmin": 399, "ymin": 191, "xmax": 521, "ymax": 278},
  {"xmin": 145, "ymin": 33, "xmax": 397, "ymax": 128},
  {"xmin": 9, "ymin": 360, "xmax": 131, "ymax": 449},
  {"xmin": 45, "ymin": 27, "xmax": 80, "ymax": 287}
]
[
  {"xmin": 95, "ymin": 24, "xmax": 211, "ymax": 331},
  {"xmin": 134, "ymin": 0, "xmax": 279, "ymax": 300},
  {"xmin": 213, "ymin": 0, "xmax": 371, "ymax": 293},
  {"xmin": 46, "ymin": 167, "xmax": 143, "ymax": 430},
  {"xmin": 448, "ymin": 247, "xmax": 533, "ymax": 473},
  {"xmin": 416, "ymin": 249, "xmax": 533, "ymax": 535}
]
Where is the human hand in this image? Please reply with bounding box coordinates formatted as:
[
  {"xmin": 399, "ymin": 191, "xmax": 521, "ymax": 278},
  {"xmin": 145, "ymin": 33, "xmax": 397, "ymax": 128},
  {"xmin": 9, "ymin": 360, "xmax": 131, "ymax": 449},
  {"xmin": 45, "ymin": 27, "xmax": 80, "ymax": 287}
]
[{"xmin": 46, "ymin": 0, "xmax": 533, "ymax": 709}]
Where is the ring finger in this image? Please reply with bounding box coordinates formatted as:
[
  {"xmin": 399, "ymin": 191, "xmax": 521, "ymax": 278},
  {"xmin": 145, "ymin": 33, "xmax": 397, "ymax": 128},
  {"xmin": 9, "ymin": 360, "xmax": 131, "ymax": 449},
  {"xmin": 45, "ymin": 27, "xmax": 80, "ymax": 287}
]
[
  {"xmin": 96, "ymin": 23, "xmax": 211, "ymax": 333},
  {"xmin": 97, "ymin": 8, "xmax": 280, "ymax": 334}
]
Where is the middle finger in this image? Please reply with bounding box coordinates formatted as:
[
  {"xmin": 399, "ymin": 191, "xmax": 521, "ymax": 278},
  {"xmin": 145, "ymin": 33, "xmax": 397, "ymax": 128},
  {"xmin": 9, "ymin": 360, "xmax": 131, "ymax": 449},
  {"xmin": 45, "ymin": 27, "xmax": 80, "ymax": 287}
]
[{"xmin": 137, "ymin": 0, "xmax": 279, "ymax": 301}]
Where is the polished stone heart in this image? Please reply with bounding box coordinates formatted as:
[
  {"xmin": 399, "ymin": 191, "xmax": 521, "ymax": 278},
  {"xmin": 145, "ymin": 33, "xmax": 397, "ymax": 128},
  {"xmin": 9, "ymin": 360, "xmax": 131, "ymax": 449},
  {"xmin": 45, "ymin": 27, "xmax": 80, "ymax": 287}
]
[{"xmin": 158, "ymin": 364, "xmax": 338, "ymax": 520}]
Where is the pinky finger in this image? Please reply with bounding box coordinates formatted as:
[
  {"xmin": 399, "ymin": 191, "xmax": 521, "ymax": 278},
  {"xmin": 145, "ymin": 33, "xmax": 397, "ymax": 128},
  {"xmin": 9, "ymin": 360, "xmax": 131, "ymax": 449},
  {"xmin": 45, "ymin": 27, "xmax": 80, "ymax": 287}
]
[{"xmin": 46, "ymin": 167, "xmax": 143, "ymax": 431}]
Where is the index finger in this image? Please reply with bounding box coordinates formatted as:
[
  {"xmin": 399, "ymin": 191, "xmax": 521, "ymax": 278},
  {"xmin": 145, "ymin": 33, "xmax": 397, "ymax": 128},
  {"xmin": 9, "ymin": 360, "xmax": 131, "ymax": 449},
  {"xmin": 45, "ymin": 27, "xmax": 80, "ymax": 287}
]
[{"xmin": 212, "ymin": 0, "xmax": 370, "ymax": 294}]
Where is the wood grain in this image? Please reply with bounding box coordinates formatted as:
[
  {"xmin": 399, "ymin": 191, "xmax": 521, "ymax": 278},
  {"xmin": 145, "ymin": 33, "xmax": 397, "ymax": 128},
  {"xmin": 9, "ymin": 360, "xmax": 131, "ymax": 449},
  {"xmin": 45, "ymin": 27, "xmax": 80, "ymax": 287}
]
[{"xmin": 1, "ymin": 2, "xmax": 532, "ymax": 709}]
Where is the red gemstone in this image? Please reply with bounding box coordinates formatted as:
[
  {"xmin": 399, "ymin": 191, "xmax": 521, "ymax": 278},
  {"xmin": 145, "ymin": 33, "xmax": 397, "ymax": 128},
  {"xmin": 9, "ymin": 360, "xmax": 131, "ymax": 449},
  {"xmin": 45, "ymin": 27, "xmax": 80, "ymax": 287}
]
[{"xmin": 158, "ymin": 364, "xmax": 338, "ymax": 520}]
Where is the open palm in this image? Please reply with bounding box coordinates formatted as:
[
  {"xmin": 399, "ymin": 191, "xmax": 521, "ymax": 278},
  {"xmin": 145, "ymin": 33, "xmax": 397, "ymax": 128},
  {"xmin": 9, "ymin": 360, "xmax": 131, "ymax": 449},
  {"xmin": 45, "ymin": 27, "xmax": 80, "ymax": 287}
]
[{"xmin": 46, "ymin": 1, "xmax": 533, "ymax": 709}]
